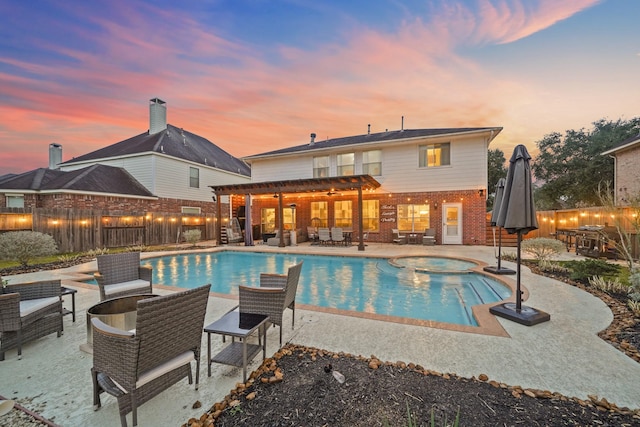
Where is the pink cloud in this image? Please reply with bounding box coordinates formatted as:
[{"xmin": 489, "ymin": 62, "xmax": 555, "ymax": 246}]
[{"xmin": 0, "ymin": 0, "xmax": 612, "ymax": 176}]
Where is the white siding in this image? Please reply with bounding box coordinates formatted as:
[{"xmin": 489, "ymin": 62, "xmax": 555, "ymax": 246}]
[
  {"xmin": 153, "ymin": 155, "xmax": 250, "ymax": 201},
  {"xmin": 250, "ymin": 134, "xmax": 489, "ymax": 193},
  {"xmin": 62, "ymin": 154, "xmax": 250, "ymax": 202},
  {"xmin": 251, "ymin": 156, "xmax": 313, "ymax": 182}
]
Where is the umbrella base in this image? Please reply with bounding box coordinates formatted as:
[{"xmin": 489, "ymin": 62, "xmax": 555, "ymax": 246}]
[
  {"xmin": 483, "ymin": 265, "xmax": 516, "ymax": 275},
  {"xmin": 490, "ymin": 302, "xmax": 550, "ymax": 326}
]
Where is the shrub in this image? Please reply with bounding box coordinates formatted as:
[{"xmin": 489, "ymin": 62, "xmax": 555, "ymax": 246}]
[
  {"xmin": 183, "ymin": 229, "xmax": 202, "ymax": 246},
  {"xmin": 521, "ymin": 238, "xmax": 565, "ymax": 261},
  {"xmin": 538, "ymin": 260, "xmax": 570, "ymax": 274},
  {"xmin": 588, "ymin": 275, "xmax": 629, "ymax": 295},
  {"xmin": 126, "ymin": 244, "xmax": 148, "ymax": 252},
  {"xmin": 564, "ymin": 259, "xmax": 620, "ymax": 284},
  {"xmin": 58, "ymin": 254, "xmax": 80, "ymax": 263},
  {"xmin": 85, "ymin": 247, "xmax": 109, "ymax": 257},
  {"xmin": 628, "ymin": 267, "xmax": 640, "ymax": 302},
  {"xmin": 0, "ymin": 231, "xmax": 58, "ymax": 266}
]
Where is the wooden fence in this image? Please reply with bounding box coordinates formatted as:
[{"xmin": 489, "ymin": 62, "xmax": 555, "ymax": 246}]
[{"xmin": 0, "ymin": 208, "xmax": 217, "ymax": 253}]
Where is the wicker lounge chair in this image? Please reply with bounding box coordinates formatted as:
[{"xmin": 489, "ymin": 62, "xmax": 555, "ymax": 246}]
[
  {"xmin": 0, "ymin": 280, "xmax": 63, "ymax": 361},
  {"xmin": 238, "ymin": 261, "xmax": 303, "ymax": 346},
  {"xmin": 91, "ymin": 284, "xmax": 211, "ymax": 427},
  {"xmin": 94, "ymin": 252, "xmax": 152, "ymax": 301}
]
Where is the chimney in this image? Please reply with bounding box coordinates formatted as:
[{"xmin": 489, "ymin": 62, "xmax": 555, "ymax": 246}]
[
  {"xmin": 48, "ymin": 143, "xmax": 62, "ymax": 169},
  {"xmin": 149, "ymin": 98, "xmax": 167, "ymax": 134},
  {"xmin": 310, "ymin": 133, "xmax": 316, "ymax": 144}
]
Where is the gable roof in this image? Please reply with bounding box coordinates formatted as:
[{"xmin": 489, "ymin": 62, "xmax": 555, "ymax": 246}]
[
  {"xmin": 244, "ymin": 127, "xmax": 502, "ymax": 160},
  {"xmin": 602, "ymin": 133, "xmax": 640, "ymax": 155},
  {"xmin": 61, "ymin": 124, "xmax": 251, "ymax": 176},
  {"xmin": 0, "ymin": 164, "xmax": 155, "ymax": 198}
]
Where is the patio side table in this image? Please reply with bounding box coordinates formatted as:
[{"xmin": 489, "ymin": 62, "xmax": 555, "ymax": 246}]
[
  {"xmin": 61, "ymin": 286, "xmax": 77, "ymax": 322},
  {"xmin": 204, "ymin": 310, "xmax": 269, "ymax": 382}
]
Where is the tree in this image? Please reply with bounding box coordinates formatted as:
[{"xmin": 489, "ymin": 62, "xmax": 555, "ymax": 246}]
[
  {"xmin": 487, "ymin": 148, "xmax": 508, "ymax": 210},
  {"xmin": 532, "ymin": 118, "xmax": 640, "ymax": 209}
]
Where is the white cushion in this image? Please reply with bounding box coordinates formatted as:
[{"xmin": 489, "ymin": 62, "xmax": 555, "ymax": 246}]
[
  {"xmin": 104, "ymin": 279, "xmax": 150, "ymax": 296},
  {"xmin": 19, "ymin": 297, "xmax": 59, "ymax": 317},
  {"xmin": 109, "ymin": 350, "xmax": 195, "ymax": 393},
  {"xmin": 137, "ymin": 350, "xmax": 195, "ymax": 388}
]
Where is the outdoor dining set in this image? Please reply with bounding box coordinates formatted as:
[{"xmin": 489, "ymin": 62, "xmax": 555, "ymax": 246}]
[
  {"xmin": 0, "ymin": 251, "xmax": 303, "ymax": 427},
  {"xmin": 308, "ymin": 226, "xmax": 354, "ymax": 246}
]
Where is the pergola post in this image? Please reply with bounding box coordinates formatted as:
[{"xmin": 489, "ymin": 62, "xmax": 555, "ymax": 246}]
[{"xmin": 357, "ymin": 186, "xmax": 365, "ymax": 251}]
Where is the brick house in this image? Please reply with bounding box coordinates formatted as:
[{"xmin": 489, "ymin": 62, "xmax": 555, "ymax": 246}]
[
  {"xmin": 602, "ymin": 133, "xmax": 640, "ymax": 206},
  {"xmin": 213, "ymin": 126, "xmax": 501, "ymax": 247},
  {"xmin": 0, "ymin": 98, "xmax": 250, "ymax": 251}
]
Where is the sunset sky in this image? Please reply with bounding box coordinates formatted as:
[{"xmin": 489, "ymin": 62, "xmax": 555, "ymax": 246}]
[{"xmin": 1, "ymin": 0, "xmax": 638, "ymax": 176}]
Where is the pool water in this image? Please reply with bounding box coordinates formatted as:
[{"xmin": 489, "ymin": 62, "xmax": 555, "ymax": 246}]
[{"xmin": 140, "ymin": 251, "xmax": 510, "ymax": 327}]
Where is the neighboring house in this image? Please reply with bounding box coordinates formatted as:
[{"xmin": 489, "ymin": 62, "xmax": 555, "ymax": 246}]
[
  {"xmin": 602, "ymin": 133, "xmax": 640, "ymax": 206},
  {"xmin": 220, "ymin": 126, "xmax": 501, "ymax": 246},
  {"xmin": 0, "ymin": 98, "xmax": 251, "ymax": 251}
]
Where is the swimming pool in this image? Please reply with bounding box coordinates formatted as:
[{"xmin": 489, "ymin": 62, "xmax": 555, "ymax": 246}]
[{"xmin": 141, "ymin": 251, "xmax": 511, "ymax": 327}]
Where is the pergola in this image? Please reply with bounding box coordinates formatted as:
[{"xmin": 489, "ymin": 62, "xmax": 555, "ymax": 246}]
[{"xmin": 210, "ymin": 175, "xmax": 381, "ymax": 251}]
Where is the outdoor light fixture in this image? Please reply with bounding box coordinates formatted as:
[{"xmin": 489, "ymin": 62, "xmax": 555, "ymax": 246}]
[
  {"xmin": 273, "ymin": 193, "xmax": 278, "ymax": 198},
  {"xmin": 478, "ymin": 188, "xmax": 485, "ymax": 197}
]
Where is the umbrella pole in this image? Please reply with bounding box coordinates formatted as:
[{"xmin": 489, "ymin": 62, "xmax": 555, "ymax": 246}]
[
  {"xmin": 497, "ymin": 227, "xmax": 503, "ymax": 270},
  {"xmin": 516, "ymin": 231, "xmax": 522, "ymax": 310}
]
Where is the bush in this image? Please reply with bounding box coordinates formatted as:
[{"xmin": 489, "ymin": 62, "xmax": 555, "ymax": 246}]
[
  {"xmin": 538, "ymin": 260, "xmax": 570, "ymax": 274},
  {"xmin": 183, "ymin": 229, "xmax": 202, "ymax": 246},
  {"xmin": 564, "ymin": 259, "xmax": 620, "ymax": 284},
  {"xmin": 521, "ymin": 238, "xmax": 565, "ymax": 261},
  {"xmin": 0, "ymin": 231, "xmax": 58, "ymax": 266},
  {"xmin": 588, "ymin": 275, "xmax": 628, "ymax": 295},
  {"xmin": 628, "ymin": 267, "xmax": 640, "ymax": 302}
]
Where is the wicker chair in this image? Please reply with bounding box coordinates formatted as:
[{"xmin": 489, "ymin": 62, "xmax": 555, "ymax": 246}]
[
  {"xmin": 392, "ymin": 229, "xmax": 407, "ymax": 244},
  {"xmin": 94, "ymin": 252, "xmax": 152, "ymax": 301},
  {"xmin": 238, "ymin": 261, "xmax": 303, "ymax": 346},
  {"xmin": 0, "ymin": 280, "xmax": 63, "ymax": 361},
  {"xmin": 91, "ymin": 284, "xmax": 211, "ymax": 427},
  {"xmin": 318, "ymin": 228, "xmax": 331, "ymax": 245}
]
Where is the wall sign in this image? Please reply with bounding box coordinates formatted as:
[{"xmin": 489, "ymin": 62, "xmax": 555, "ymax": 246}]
[{"xmin": 380, "ymin": 204, "xmax": 396, "ymax": 222}]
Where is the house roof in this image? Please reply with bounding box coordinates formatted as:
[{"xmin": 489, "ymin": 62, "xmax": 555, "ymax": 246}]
[
  {"xmin": 602, "ymin": 133, "xmax": 640, "ymax": 155},
  {"xmin": 0, "ymin": 164, "xmax": 155, "ymax": 197},
  {"xmin": 61, "ymin": 124, "xmax": 251, "ymax": 176},
  {"xmin": 244, "ymin": 127, "xmax": 502, "ymax": 160},
  {"xmin": 210, "ymin": 174, "xmax": 381, "ymax": 195}
]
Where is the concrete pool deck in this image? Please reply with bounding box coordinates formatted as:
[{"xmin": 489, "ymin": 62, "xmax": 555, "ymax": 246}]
[{"xmin": 1, "ymin": 243, "xmax": 640, "ymax": 426}]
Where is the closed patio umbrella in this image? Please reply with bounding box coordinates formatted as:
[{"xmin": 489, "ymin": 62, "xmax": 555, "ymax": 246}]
[
  {"xmin": 490, "ymin": 145, "xmax": 549, "ymax": 326},
  {"xmin": 483, "ymin": 177, "xmax": 515, "ymax": 275},
  {"xmin": 244, "ymin": 194, "xmax": 254, "ymax": 246}
]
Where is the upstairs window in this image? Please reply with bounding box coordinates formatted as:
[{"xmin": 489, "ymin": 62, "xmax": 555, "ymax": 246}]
[
  {"xmin": 363, "ymin": 150, "xmax": 382, "ymax": 176},
  {"xmin": 419, "ymin": 143, "xmax": 450, "ymax": 167},
  {"xmin": 189, "ymin": 167, "xmax": 200, "ymax": 188},
  {"xmin": 313, "ymin": 156, "xmax": 329, "ymax": 178},
  {"xmin": 337, "ymin": 153, "xmax": 354, "ymax": 176}
]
